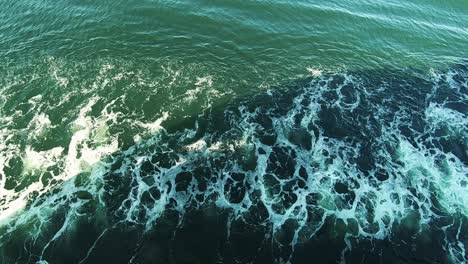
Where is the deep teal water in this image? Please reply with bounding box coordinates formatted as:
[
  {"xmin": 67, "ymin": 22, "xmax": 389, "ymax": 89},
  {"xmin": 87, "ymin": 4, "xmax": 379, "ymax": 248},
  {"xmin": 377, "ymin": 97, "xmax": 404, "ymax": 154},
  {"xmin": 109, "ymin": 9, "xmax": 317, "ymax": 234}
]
[{"xmin": 0, "ymin": 1, "xmax": 467, "ymax": 263}]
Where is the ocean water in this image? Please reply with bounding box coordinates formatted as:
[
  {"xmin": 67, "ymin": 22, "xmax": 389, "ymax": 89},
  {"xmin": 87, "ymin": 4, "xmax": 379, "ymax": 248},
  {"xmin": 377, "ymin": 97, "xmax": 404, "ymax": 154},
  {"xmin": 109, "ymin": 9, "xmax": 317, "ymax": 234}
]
[{"xmin": 0, "ymin": 1, "xmax": 467, "ymax": 263}]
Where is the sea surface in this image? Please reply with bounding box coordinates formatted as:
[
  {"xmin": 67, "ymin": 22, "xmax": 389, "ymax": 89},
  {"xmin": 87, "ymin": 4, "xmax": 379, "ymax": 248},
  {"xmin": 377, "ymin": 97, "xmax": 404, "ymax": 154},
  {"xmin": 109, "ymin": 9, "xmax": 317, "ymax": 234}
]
[{"xmin": 0, "ymin": 1, "xmax": 467, "ymax": 263}]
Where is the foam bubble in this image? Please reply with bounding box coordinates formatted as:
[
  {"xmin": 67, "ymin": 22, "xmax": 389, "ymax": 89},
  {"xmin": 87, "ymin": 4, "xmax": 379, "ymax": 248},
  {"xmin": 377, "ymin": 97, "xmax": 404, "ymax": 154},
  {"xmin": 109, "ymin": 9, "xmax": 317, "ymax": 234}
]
[{"xmin": 306, "ymin": 67, "xmax": 322, "ymax": 76}]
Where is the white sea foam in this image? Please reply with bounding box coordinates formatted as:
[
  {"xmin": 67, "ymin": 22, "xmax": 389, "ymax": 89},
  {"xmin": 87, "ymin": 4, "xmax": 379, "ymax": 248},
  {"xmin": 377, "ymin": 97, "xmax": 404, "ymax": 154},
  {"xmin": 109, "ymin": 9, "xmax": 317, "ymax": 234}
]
[
  {"xmin": 136, "ymin": 112, "xmax": 169, "ymax": 134},
  {"xmin": 0, "ymin": 96, "xmax": 119, "ymax": 228},
  {"xmin": 306, "ymin": 67, "xmax": 322, "ymax": 76},
  {"xmin": 0, "ymin": 66, "xmax": 466, "ymax": 263},
  {"xmin": 195, "ymin": 76, "xmax": 213, "ymax": 86}
]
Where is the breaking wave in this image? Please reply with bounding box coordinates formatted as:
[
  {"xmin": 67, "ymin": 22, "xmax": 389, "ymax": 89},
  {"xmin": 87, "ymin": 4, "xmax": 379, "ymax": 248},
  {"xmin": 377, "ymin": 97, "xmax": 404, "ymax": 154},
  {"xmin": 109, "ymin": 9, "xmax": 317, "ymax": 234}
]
[{"xmin": 0, "ymin": 62, "xmax": 467, "ymax": 263}]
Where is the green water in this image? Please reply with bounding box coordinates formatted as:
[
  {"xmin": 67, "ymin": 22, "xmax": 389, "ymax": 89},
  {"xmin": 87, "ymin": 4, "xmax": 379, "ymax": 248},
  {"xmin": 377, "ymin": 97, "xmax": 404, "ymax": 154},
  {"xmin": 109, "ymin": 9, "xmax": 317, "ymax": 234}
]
[{"xmin": 0, "ymin": 1, "xmax": 467, "ymax": 263}]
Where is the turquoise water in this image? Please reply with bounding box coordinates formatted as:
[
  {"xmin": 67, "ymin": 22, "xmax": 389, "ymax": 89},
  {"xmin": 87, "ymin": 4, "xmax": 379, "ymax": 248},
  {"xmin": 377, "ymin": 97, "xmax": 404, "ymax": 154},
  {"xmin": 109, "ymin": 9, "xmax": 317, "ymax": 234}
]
[{"xmin": 0, "ymin": 1, "xmax": 467, "ymax": 263}]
